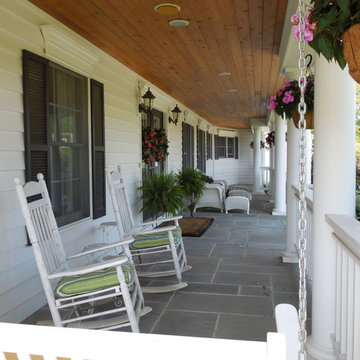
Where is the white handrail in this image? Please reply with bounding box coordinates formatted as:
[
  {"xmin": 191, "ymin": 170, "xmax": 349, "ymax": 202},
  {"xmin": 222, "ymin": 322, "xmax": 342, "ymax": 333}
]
[
  {"xmin": 0, "ymin": 322, "xmax": 286, "ymax": 360},
  {"xmin": 326, "ymin": 214, "xmax": 360, "ymax": 360}
]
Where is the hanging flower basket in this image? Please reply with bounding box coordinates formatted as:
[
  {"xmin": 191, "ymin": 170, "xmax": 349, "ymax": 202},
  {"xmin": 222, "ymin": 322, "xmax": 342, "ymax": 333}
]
[
  {"xmin": 268, "ymin": 75, "xmax": 314, "ymax": 121},
  {"xmin": 342, "ymin": 23, "xmax": 360, "ymax": 84},
  {"xmin": 249, "ymin": 140, "xmax": 268, "ymax": 150},
  {"xmin": 265, "ymin": 131, "xmax": 275, "ymax": 148},
  {"xmin": 292, "ymin": 111, "xmax": 314, "ymax": 130},
  {"xmin": 142, "ymin": 127, "xmax": 169, "ymax": 165}
]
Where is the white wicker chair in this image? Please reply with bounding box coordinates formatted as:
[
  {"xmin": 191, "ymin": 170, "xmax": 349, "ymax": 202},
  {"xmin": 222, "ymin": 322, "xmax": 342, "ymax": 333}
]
[
  {"xmin": 194, "ymin": 183, "xmax": 225, "ymax": 213},
  {"xmin": 14, "ymin": 174, "xmax": 151, "ymax": 332},
  {"xmin": 105, "ymin": 166, "xmax": 191, "ymax": 293}
]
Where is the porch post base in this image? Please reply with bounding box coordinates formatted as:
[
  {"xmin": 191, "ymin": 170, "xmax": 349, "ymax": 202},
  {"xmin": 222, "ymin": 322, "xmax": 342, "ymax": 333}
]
[
  {"xmin": 272, "ymin": 208, "xmax": 286, "ymax": 216},
  {"xmin": 282, "ymin": 249, "xmax": 298, "ymax": 263},
  {"xmin": 305, "ymin": 336, "xmax": 336, "ymax": 360}
]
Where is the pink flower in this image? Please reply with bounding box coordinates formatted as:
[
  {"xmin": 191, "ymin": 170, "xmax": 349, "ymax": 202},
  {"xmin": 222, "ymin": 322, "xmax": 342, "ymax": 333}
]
[
  {"xmin": 304, "ymin": 25, "xmax": 314, "ymax": 42},
  {"xmin": 291, "ymin": 13, "xmax": 299, "ymax": 26},
  {"xmin": 283, "ymin": 90, "xmax": 294, "ymax": 104},
  {"xmin": 284, "ymin": 81, "xmax": 291, "ymax": 87},
  {"xmin": 292, "ymin": 12, "xmax": 315, "ymax": 43},
  {"xmin": 267, "ymin": 96, "xmax": 277, "ymax": 110},
  {"xmin": 277, "ymin": 90, "xmax": 283, "ymax": 96}
]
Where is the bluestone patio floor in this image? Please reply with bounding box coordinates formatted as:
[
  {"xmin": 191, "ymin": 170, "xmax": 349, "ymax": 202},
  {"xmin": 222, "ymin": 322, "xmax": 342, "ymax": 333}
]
[{"xmin": 23, "ymin": 194, "xmax": 308, "ymax": 341}]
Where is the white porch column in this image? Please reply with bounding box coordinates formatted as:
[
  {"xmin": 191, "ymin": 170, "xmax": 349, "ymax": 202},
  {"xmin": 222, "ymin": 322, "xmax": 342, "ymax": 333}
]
[
  {"xmin": 272, "ymin": 113, "xmax": 287, "ymax": 215},
  {"xmin": 252, "ymin": 125, "xmax": 263, "ymax": 194},
  {"xmin": 283, "ymin": 118, "xmax": 299, "ymax": 262},
  {"xmin": 306, "ymin": 56, "xmax": 356, "ymax": 360}
]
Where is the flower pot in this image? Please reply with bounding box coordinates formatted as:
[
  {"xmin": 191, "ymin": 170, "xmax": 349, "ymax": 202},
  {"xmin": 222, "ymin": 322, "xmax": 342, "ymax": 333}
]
[
  {"xmin": 343, "ymin": 23, "xmax": 360, "ymax": 84},
  {"xmin": 292, "ymin": 111, "xmax": 314, "ymax": 130}
]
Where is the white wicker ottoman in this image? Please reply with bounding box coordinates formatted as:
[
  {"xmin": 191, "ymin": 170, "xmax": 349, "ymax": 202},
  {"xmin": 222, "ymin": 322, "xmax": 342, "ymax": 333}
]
[{"xmin": 225, "ymin": 194, "xmax": 250, "ymax": 214}]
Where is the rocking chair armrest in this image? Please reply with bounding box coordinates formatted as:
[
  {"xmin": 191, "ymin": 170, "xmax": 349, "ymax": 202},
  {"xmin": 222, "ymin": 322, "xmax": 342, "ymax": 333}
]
[
  {"xmin": 48, "ymin": 255, "xmax": 129, "ymax": 279},
  {"xmin": 67, "ymin": 237, "xmax": 135, "ymax": 260},
  {"xmin": 135, "ymin": 215, "xmax": 183, "ymax": 228},
  {"xmin": 127, "ymin": 225, "xmax": 177, "ymax": 237}
]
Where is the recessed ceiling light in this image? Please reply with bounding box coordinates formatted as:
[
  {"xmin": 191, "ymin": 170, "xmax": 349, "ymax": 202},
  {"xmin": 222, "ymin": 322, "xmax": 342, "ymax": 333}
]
[
  {"xmin": 154, "ymin": 3, "xmax": 181, "ymax": 15},
  {"xmin": 226, "ymin": 89, "xmax": 238, "ymax": 93},
  {"xmin": 219, "ymin": 72, "xmax": 231, "ymax": 76},
  {"xmin": 168, "ymin": 19, "xmax": 190, "ymax": 27}
]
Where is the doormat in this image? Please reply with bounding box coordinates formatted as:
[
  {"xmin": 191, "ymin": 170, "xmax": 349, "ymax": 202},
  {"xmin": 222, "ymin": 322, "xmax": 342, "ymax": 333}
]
[{"xmin": 159, "ymin": 217, "xmax": 214, "ymax": 237}]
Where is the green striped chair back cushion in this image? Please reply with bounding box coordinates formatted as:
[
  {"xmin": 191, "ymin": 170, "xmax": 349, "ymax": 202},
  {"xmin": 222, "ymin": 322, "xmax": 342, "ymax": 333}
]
[
  {"xmin": 130, "ymin": 226, "xmax": 182, "ymax": 250},
  {"xmin": 55, "ymin": 262, "xmax": 131, "ymax": 298}
]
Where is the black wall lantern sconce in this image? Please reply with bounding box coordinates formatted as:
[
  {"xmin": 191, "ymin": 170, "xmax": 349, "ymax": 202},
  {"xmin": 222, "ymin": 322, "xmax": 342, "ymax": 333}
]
[
  {"xmin": 168, "ymin": 104, "xmax": 182, "ymax": 125},
  {"xmin": 139, "ymin": 87, "xmax": 156, "ymax": 113}
]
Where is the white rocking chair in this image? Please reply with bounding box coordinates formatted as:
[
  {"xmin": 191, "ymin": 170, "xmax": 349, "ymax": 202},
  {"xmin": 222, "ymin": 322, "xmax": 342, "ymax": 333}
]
[
  {"xmin": 105, "ymin": 166, "xmax": 191, "ymax": 293},
  {"xmin": 14, "ymin": 174, "xmax": 151, "ymax": 332}
]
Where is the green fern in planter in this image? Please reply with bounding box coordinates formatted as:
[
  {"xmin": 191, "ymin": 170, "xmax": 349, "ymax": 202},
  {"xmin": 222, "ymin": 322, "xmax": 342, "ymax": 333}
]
[
  {"xmin": 176, "ymin": 168, "xmax": 206, "ymax": 217},
  {"xmin": 139, "ymin": 172, "xmax": 185, "ymax": 218}
]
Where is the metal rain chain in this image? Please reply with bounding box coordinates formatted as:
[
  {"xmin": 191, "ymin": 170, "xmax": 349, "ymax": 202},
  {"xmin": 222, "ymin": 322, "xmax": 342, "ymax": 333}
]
[{"xmin": 297, "ymin": 0, "xmax": 308, "ymax": 359}]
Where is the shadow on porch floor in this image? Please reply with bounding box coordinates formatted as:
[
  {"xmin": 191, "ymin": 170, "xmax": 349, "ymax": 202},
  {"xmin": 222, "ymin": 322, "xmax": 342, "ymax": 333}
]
[{"xmin": 23, "ymin": 194, "xmax": 311, "ymax": 341}]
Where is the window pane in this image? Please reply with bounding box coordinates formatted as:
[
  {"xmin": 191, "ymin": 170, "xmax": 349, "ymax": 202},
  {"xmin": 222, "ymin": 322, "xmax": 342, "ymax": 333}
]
[
  {"xmin": 227, "ymin": 137, "xmax": 234, "ymax": 158},
  {"xmin": 217, "ymin": 136, "xmax": 226, "ymax": 158},
  {"xmin": 50, "ymin": 146, "xmax": 89, "ymax": 225},
  {"xmin": 48, "ymin": 62, "xmax": 89, "ymax": 226}
]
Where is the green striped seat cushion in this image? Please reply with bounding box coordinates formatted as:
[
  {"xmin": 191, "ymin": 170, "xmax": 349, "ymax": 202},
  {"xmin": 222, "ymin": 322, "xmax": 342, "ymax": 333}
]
[
  {"xmin": 130, "ymin": 226, "xmax": 182, "ymax": 250},
  {"xmin": 55, "ymin": 262, "xmax": 131, "ymax": 298}
]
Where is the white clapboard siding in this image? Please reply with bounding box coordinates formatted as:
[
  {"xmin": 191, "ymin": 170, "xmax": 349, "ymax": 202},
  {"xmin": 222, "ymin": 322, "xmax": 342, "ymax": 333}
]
[
  {"xmin": 0, "ymin": 131, "xmax": 23, "ymax": 151},
  {"xmin": 0, "ymin": 226, "xmax": 28, "ymax": 254},
  {"xmin": 0, "ymin": 258, "xmax": 38, "ymax": 296},
  {"xmin": 0, "ymin": 68, "xmax": 22, "ymax": 93},
  {"xmin": 0, "ymin": 110, "xmax": 23, "ymax": 132}
]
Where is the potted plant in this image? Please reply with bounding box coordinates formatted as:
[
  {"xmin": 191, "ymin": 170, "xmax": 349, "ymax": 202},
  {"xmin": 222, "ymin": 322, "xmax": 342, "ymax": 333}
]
[
  {"xmin": 139, "ymin": 172, "xmax": 185, "ymax": 219},
  {"xmin": 291, "ymin": 1, "xmax": 360, "ymax": 83},
  {"xmin": 249, "ymin": 140, "xmax": 268, "ymax": 149},
  {"xmin": 176, "ymin": 168, "xmax": 206, "ymax": 217},
  {"xmin": 142, "ymin": 127, "xmax": 169, "ymax": 165},
  {"xmin": 268, "ymin": 75, "xmax": 314, "ymax": 128},
  {"xmin": 265, "ymin": 131, "xmax": 276, "ymax": 148}
]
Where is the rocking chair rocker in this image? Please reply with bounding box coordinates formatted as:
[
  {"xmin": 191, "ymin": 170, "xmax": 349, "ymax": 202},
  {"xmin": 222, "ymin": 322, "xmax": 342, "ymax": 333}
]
[
  {"xmin": 104, "ymin": 166, "xmax": 191, "ymax": 293},
  {"xmin": 14, "ymin": 174, "xmax": 151, "ymax": 332}
]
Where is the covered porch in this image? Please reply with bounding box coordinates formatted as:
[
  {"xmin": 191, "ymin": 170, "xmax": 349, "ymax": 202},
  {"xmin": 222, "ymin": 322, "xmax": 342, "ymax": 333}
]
[{"xmin": 0, "ymin": 0, "xmax": 359, "ymax": 359}]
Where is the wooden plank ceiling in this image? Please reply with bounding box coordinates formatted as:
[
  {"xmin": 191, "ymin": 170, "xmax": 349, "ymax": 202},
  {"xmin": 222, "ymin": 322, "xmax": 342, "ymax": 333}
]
[{"xmin": 28, "ymin": 0, "xmax": 288, "ymax": 129}]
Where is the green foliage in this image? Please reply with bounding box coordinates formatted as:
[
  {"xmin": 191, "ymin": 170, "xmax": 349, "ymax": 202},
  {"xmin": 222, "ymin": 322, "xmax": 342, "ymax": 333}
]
[
  {"xmin": 309, "ymin": 0, "xmax": 360, "ymax": 68},
  {"xmin": 201, "ymin": 174, "xmax": 214, "ymax": 184},
  {"xmin": 139, "ymin": 172, "xmax": 185, "ymax": 217},
  {"xmin": 176, "ymin": 168, "xmax": 206, "ymax": 216},
  {"xmin": 269, "ymin": 76, "xmax": 314, "ymax": 119},
  {"xmin": 356, "ymin": 189, "xmax": 360, "ymax": 219}
]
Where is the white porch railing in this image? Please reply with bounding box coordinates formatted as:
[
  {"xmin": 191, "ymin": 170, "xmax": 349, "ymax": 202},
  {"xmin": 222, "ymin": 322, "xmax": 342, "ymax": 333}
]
[
  {"xmin": 0, "ymin": 322, "xmax": 286, "ymax": 360},
  {"xmin": 293, "ymin": 185, "xmax": 314, "ymax": 283},
  {"xmin": 326, "ymin": 214, "xmax": 360, "ymax": 360}
]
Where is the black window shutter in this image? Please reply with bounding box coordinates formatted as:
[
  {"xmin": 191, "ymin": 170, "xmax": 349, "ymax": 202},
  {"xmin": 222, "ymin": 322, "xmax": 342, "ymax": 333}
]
[
  {"xmin": 22, "ymin": 50, "xmax": 50, "ymax": 184},
  {"xmin": 235, "ymin": 136, "xmax": 239, "ymax": 159},
  {"xmin": 90, "ymin": 79, "xmax": 106, "ymax": 219},
  {"xmin": 190, "ymin": 124, "xmax": 194, "ymax": 168},
  {"xmin": 214, "ymin": 135, "xmax": 219, "ymax": 160},
  {"xmin": 196, "ymin": 127, "xmax": 200, "ymax": 169}
]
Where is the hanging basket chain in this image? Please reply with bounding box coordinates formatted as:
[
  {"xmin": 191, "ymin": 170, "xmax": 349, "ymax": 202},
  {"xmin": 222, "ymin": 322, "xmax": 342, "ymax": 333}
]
[{"xmin": 297, "ymin": 0, "xmax": 308, "ymax": 359}]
